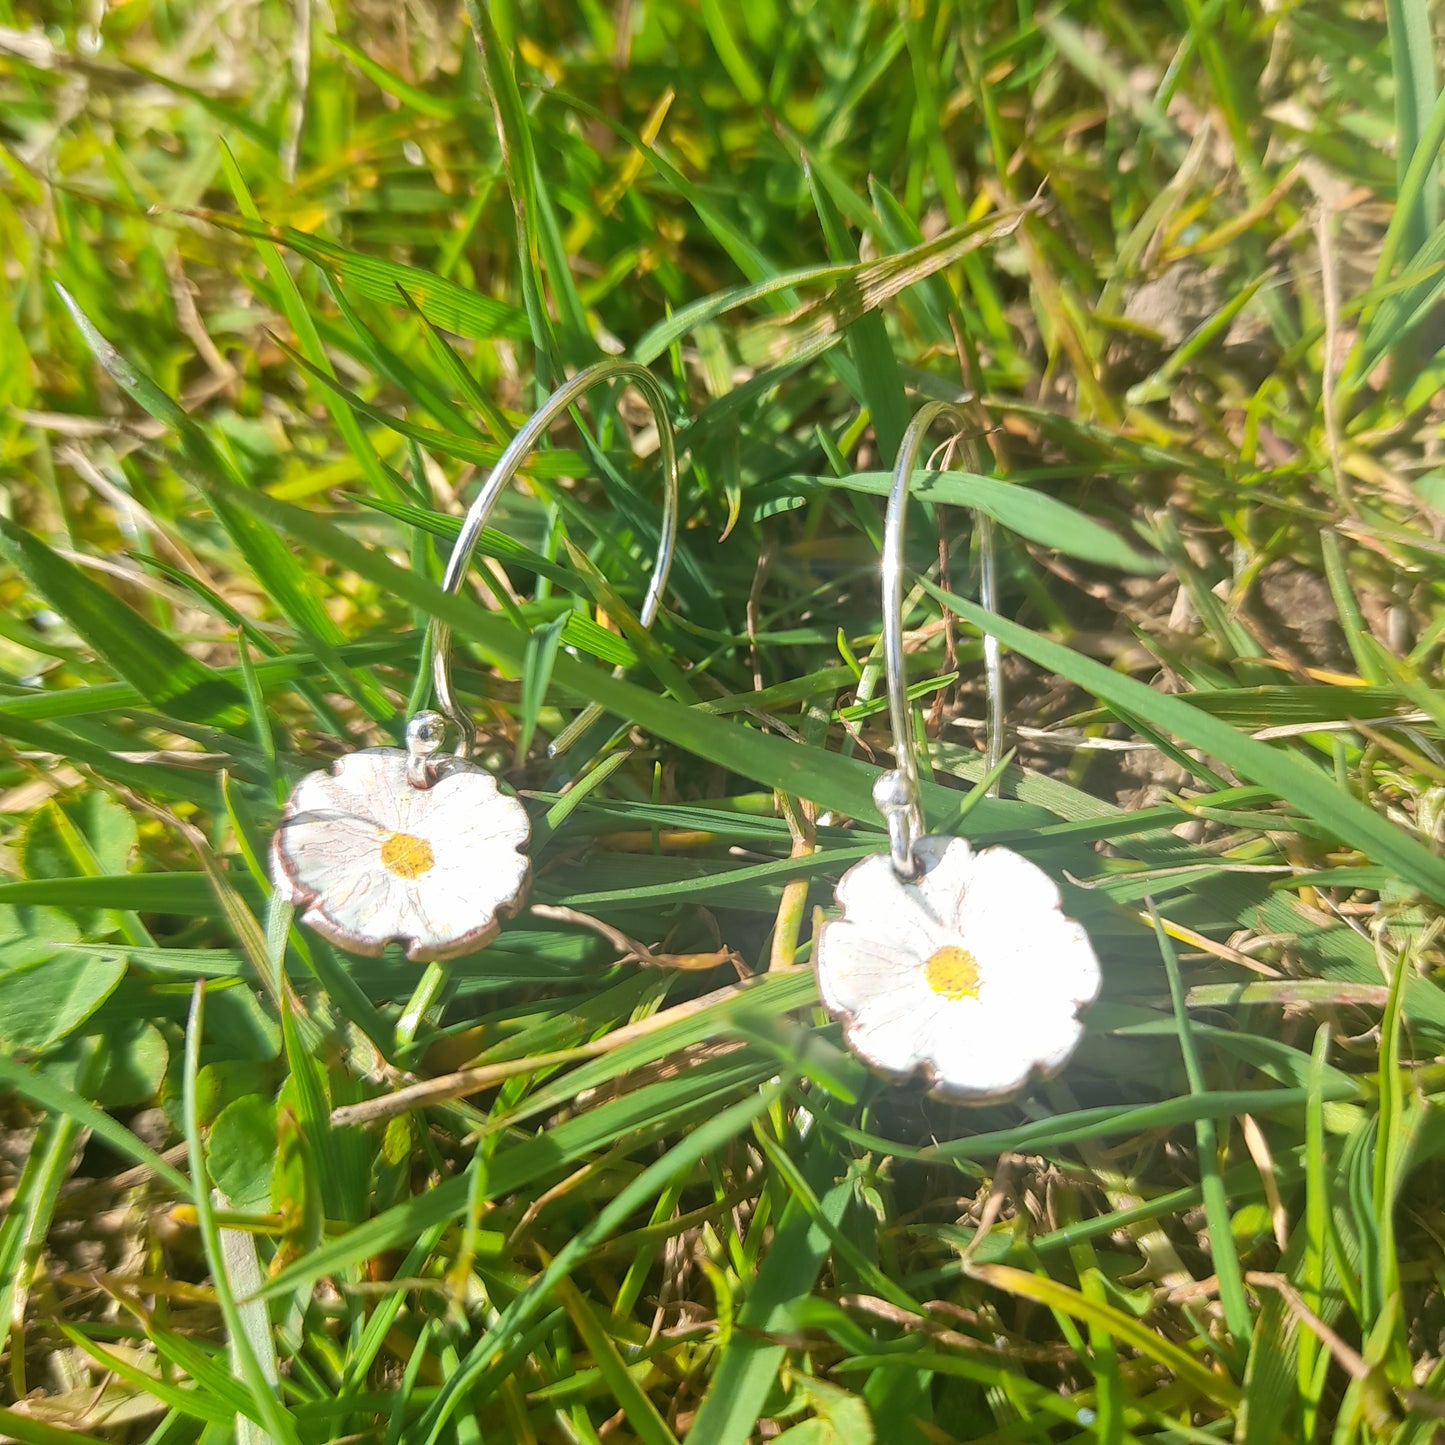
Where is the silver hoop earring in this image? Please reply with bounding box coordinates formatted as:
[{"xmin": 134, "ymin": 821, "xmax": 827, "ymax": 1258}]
[
  {"xmin": 271, "ymin": 361, "xmax": 681, "ymax": 963},
  {"xmin": 813, "ymin": 403, "xmax": 1101, "ymax": 1101}
]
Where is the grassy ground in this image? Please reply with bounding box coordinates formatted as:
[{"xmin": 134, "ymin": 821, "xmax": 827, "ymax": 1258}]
[{"xmin": 3, "ymin": 0, "xmax": 1445, "ymax": 1440}]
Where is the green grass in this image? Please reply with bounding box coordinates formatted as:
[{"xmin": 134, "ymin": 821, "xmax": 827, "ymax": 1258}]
[{"xmin": 2, "ymin": 0, "xmax": 1445, "ymax": 1441}]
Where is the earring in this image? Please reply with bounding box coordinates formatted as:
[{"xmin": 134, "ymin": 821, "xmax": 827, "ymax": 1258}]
[
  {"xmin": 271, "ymin": 361, "xmax": 681, "ymax": 963},
  {"xmin": 813, "ymin": 403, "xmax": 1101, "ymax": 1101}
]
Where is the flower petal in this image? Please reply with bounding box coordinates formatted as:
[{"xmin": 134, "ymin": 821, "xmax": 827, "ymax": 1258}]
[
  {"xmin": 921, "ymin": 999, "xmax": 1083, "ymax": 1099},
  {"xmin": 975, "ymin": 914, "xmax": 1101, "ymax": 1015},
  {"xmin": 842, "ymin": 977, "xmax": 939, "ymax": 1075},
  {"xmin": 273, "ymin": 811, "xmax": 385, "ymax": 893},
  {"xmin": 816, "ymin": 920, "xmax": 919, "ymax": 1018},
  {"xmin": 316, "ymin": 751, "xmax": 412, "ymax": 829},
  {"xmin": 416, "ymin": 849, "xmax": 530, "ymax": 926},
  {"xmin": 955, "ymin": 844, "xmax": 1062, "ymax": 932},
  {"xmin": 942, "ymin": 845, "xmax": 1100, "ymax": 1007},
  {"xmin": 298, "ymin": 865, "xmax": 407, "ymax": 956},
  {"xmin": 418, "ymin": 778, "xmax": 531, "ymax": 857},
  {"xmin": 831, "ymin": 853, "xmax": 954, "ymax": 966},
  {"xmin": 908, "ymin": 835, "xmax": 979, "ymax": 927}
]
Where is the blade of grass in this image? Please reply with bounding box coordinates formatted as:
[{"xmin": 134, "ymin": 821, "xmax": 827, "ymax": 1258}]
[
  {"xmin": 53, "ymin": 285, "xmax": 393, "ymax": 721},
  {"xmin": 1151, "ymin": 901, "xmax": 1252, "ymax": 1353},
  {"xmin": 180, "ymin": 983, "xmax": 302, "ymax": 1445},
  {"xmin": 216, "ymin": 143, "xmax": 401, "ymax": 506},
  {"xmin": 924, "ymin": 578, "xmax": 1445, "ymax": 902},
  {"xmin": 1386, "ymin": 0, "xmax": 1441, "ymax": 259},
  {"xmin": 461, "ymin": 0, "xmax": 559, "ymax": 387},
  {"xmin": 966, "ymin": 1261, "xmax": 1242, "ymax": 1408},
  {"xmin": 0, "ymin": 1407, "xmax": 117, "ymax": 1445},
  {"xmin": 806, "ymin": 470, "xmax": 1159, "ymax": 572},
  {"xmin": 181, "ymin": 473, "xmax": 1048, "ymax": 833},
  {"xmin": 0, "ymin": 519, "xmax": 247, "ymax": 727},
  {"xmin": 416, "ymin": 1080, "xmax": 787, "ymax": 1443},
  {"xmin": 804, "ymin": 156, "xmax": 908, "ymax": 463},
  {"xmin": 685, "ymin": 1152, "xmax": 853, "ymax": 1443},
  {"xmin": 186, "ymin": 210, "xmax": 527, "ymax": 340},
  {"xmin": 0, "ymin": 1043, "xmax": 102, "ymax": 1382},
  {"xmin": 550, "ymin": 1274, "xmax": 681, "ymax": 1445}
]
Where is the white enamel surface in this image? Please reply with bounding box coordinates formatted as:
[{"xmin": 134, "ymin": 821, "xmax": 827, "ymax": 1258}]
[
  {"xmin": 816, "ymin": 835, "xmax": 1101, "ymax": 1100},
  {"xmin": 271, "ymin": 747, "xmax": 530, "ymax": 962}
]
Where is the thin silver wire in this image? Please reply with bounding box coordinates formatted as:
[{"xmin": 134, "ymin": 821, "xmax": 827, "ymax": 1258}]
[
  {"xmin": 878, "ymin": 401, "xmax": 1003, "ymax": 876},
  {"xmin": 425, "ymin": 360, "xmax": 680, "ymax": 759}
]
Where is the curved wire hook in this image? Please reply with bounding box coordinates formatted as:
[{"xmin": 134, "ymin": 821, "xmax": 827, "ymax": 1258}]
[
  {"xmin": 424, "ymin": 359, "xmax": 680, "ymax": 763},
  {"xmin": 877, "ymin": 400, "xmax": 1003, "ymax": 877}
]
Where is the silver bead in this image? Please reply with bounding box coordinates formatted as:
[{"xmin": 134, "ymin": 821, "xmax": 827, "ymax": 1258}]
[
  {"xmin": 872, "ymin": 770, "xmax": 922, "ymax": 879},
  {"xmin": 871, "ymin": 770, "xmax": 911, "ymax": 816},
  {"xmin": 405, "ymin": 711, "xmax": 447, "ymax": 787}
]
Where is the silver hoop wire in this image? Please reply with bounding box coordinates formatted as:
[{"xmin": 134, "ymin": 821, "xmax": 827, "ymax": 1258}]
[
  {"xmin": 877, "ymin": 400, "xmax": 1003, "ymax": 877},
  {"xmin": 426, "ymin": 360, "xmax": 680, "ymax": 759}
]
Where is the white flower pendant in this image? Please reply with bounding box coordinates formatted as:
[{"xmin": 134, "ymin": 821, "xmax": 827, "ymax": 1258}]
[
  {"xmin": 271, "ymin": 713, "xmax": 530, "ymax": 962},
  {"xmin": 814, "ymin": 833, "xmax": 1101, "ymax": 1101}
]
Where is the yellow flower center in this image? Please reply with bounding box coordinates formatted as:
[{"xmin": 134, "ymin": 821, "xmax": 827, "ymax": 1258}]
[
  {"xmin": 924, "ymin": 945, "xmax": 981, "ymax": 1000},
  {"xmin": 380, "ymin": 831, "xmax": 434, "ymax": 880}
]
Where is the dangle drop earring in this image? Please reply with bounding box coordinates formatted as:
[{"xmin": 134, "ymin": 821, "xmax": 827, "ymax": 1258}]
[
  {"xmin": 813, "ymin": 404, "xmax": 1102, "ymax": 1101},
  {"xmin": 271, "ymin": 361, "xmax": 681, "ymax": 963}
]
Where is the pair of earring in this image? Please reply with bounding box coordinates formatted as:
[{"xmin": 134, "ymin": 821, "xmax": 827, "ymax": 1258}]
[
  {"xmin": 271, "ymin": 379, "xmax": 1100, "ymax": 1103},
  {"xmin": 270, "ymin": 361, "xmax": 678, "ymax": 964}
]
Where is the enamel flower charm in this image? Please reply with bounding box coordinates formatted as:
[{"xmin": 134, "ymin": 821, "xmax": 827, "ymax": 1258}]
[
  {"xmin": 815, "ymin": 822, "xmax": 1101, "ymax": 1101},
  {"xmin": 272, "ymin": 712, "xmax": 530, "ymax": 962},
  {"xmin": 815, "ymin": 400, "xmax": 1103, "ymax": 1102}
]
